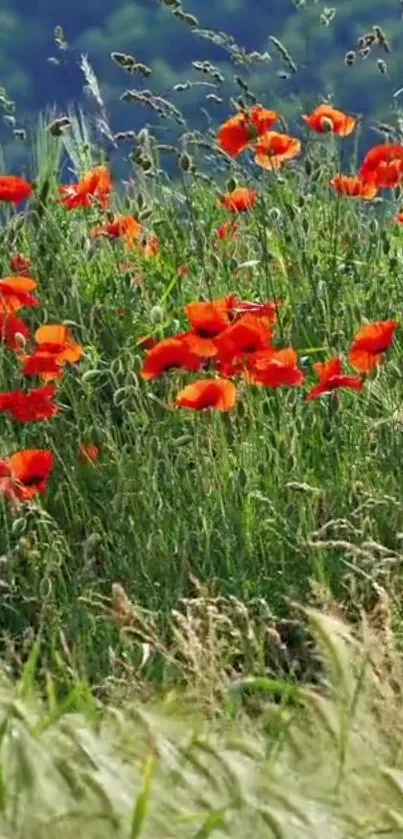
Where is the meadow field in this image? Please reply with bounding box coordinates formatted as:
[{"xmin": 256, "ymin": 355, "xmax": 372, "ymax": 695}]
[{"xmin": 1, "ymin": 5, "xmax": 403, "ymax": 836}]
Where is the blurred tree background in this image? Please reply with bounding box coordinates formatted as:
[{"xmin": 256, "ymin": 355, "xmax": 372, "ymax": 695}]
[{"xmin": 0, "ymin": 0, "xmax": 402, "ymax": 169}]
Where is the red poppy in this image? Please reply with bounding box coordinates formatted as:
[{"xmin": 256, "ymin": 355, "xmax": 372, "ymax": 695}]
[
  {"xmin": 185, "ymin": 298, "xmax": 233, "ymax": 338},
  {"xmin": 331, "ymin": 175, "xmax": 378, "ymax": 200},
  {"xmin": 0, "ymin": 176, "xmax": 33, "ymax": 204},
  {"xmin": 91, "ymin": 214, "xmax": 142, "ymax": 244},
  {"xmin": 10, "ymin": 254, "xmax": 32, "ymax": 276},
  {"xmin": 179, "ymin": 332, "xmax": 218, "ymax": 359},
  {"xmin": 215, "ymin": 314, "xmax": 273, "ymax": 376},
  {"xmin": 306, "ymin": 357, "xmax": 364, "ymax": 400},
  {"xmin": 140, "ymin": 337, "xmax": 203, "ymax": 380},
  {"xmin": 0, "ymin": 449, "xmax": 54, "ymax": 502},
  {"xmin": 215, "ymin": 220, "xmax": 239, "ymax": 241},
  {"xmin": 0, "ymin": 313, "xmax": 30, "ymax": 351},
  {"xmin": 349, "ymin": 320, "xmax": 398, "ymax": 372},
  {"xmin": 302, "ymin": 105, "xmax": 357, "ymax": 136},
  {"xmin": 219, "ymin": 187, "xmax": 258, "ymax": 213},
  {"xmin": 177, "ymin": 264, "xmax": 189, "ymax": 278},
  {"xmin": 359, "ymin": 145, "xmax": 403, "ymax": 188},
  {"xmin": 22, "ymin": 325, "xmax": 84, "ymax": 380},
  {"xmin": 0, "ymin": 384, "xmax": 59, "ymax": 423},
  {"xmin": 138, "ymin": 234, "xmax": 160, "ymax": 259},
  {"xmin": 254, "ymin": 132, "xmax": 301, "ymax": 170},
  {"xmin": 79, "ymin": 443, "xmax": 100, "ymax": 464},
  {"xmin": 396, "ymin": 211, "xmax": 403, "ymax": 224},
  {"xmin": 217, "ymin": 105, "xmax": 278, "ymax": 157},
  {"xmin": 246, "ymin": 348, "xmax": 304, "ymax": 388},
  {"xmin": 59, "ymin": 165, "xmax": 112, "ymax": 210},
  {"xmin": 230, "ymin": 298, "xmax": 280, "ymax": 326},
  {"xmin": 0, "ymin": 277, "xmax": 39, "ymax": 314},
  {"xmin": 176, "ymin": 378, "xmax": 237, "ymax": 412}
]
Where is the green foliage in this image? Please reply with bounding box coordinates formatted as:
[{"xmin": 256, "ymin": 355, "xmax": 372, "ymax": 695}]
[{"xmin": 0, "ymin": 609, "xmax": 402, "ymax": 837}]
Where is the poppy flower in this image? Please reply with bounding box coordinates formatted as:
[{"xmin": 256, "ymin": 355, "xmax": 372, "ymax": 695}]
[
  {"xmin": 302, "ymin": 105, "xmax": 357, "ymax": 136},
  {"xmin": 254, "ymin": 132, "xmax": 301, "ymax": 170},
  {"xmin": 0, "ymin": 313, "xmax": 30, "ymax": 351},
  {"xmin": 177, "ymin": 264, "xmax": 189, "ymax": 278},
  {"xmin": 140, "ymin": 337, "xmax": 203, "ymax": 381},
  {"xmin": 176, "ymin": 378, "xmax": 237, "ymax": 412},
  {"xmin": 246, "ymin": 348, "xmax": 305, "ymax": 388},
  {"xmin": 91, "ymin": 214, "xmax": 142, "ymax": 244},
  {"xmin": 22, "ymin": 325, "xmax": 84, "ymax": 380},
  {"xmin": 179, "ymin": 332, "xmax": 218, "ymax": 359},
  {"xmin": 230, "ymin": 297, "xmax": 280, "ymax": 326},
  {"xmin": 0, "ymin": 175, "xmax": 33, "ymax": 205},
  {"xmin": 216, "ymin": 220, "xmax": 239, "ymax": 241},
  {"xmin": 0, "ymin": 277, "xmax": 39, "ymax": 314},
  {"xmin": 138, "ymin": 234, "xmax": 160, "ymax": 259},
  {"xmin": 306, "ymin": 357, "xmax": 364, "ymax": 400},
  {"xmin": 219, "ymin": 187, "xmax": 258, "ymax": 213},
  {"xmin": 349, "ymin": 320, "xmax": 398, "ymax": 373},
  {"xmin": 21, "ymin": 352, "xmax": 64, "ymax": 379},
  {"xmin": 0, "ymin": 384, "xmax": 59, "ymax": 422},
  {"xmin": 396, "ymin": 211, "xmax": 403, "ymax": 224},
  {"xmin": 185, "ymin": 297, "xmax": 233, "ymax": 338},
  {"xmin": 331, "ymin": 175, "xmax": 378, "ymax": 200},
  {"xmin": 359, "ymin": 145, "xmax": 403, "ymax": 188},
  {"xmin": 0, "ymin": 449, "xmax": 54, "ymax": 502},
  {"xmin": 10, "ymin": 254, "xmax": 32, "ymax": 276},
  {"xmin": 215, "ymin": 314, "xmax": 273, "ymax": 376},
  {"xmin": 217, "ymin": 105, "xmax": 278, "ymax": 157},
  {"xmin": 58, "ymin": 165, "xmax": 112, "ymax": 210},
  {"xmin": 79, "ymin": 443, "xmax": 100, "ymax": 464}
]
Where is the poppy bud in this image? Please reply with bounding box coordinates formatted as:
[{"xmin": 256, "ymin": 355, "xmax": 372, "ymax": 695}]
[
  {"xmin": 150, "ymin": 305, "xmax": 164, "ymax": 324},
  {"xmin": 226, "ymin": 176, "xmax": 237, "ymax": 193},
  {"xmin": 179, "ymin": 152, "xmax": 193, "ymax": 172}
]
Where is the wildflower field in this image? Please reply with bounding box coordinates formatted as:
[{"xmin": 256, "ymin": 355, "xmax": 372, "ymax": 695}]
[{"xmin": 2, "ymin": 5, "xmax": 403, "ymax": 837}]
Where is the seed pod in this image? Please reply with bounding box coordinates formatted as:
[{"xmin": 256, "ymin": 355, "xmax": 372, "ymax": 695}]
[{"xmin": 344, "ymin": 51, "xmax": 356, "ymax": 67}]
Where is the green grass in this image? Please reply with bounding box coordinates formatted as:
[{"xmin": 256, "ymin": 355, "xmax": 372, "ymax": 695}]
[
  {"xmin": 1, "ymin": 607, "xmax": 403, "ymax": 838},
  {"xmin": 1, "ymin": 113, "xmax": 403, "ymax": 683}
]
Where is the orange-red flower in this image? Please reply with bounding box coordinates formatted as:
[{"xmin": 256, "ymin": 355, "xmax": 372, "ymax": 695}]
[
  {"xmin": 140, "ymin": 337, "xmax": 203, "ymax": 381},
  {"xmin": 216, "ymin": 220, "xmax": 239, "ymax": 240},
  {"xmin": 138, "ymin": 234, "xmax": 160, "ymax": 259},
  {"xmin": 302, "ymin": 105, "xmax": 357, "ymax": 136},
  {"xmin": 21, "ymin": 325, "xmax": 84, "ymax": 380},
  {"xmin": 306, "ymin": 357, "xmax": 364, "ymax": 400},
  {"xmin": 219, "ymin": 187, "xmax": 258, "ymax": 213},
  {"xmin": 230, "ymin": 298, "xmax": 280, "ymax": 326},
  {"xmin": 215, "ymin": 314, "xmax": 273, "ymax": 376},
  {"xmin": 246, "ymin": 348, "xmax": 304, "ymax": 388},
  {"xmin": 177, "ymin": 264, "xmax": 189, "ymax": 278},
  {"xmin": 0, "ymin": 313, "xmax": 30, "ymax": 351},
  {"xmin": 10, "ymin": 254, "xmax": 32, "ymax": 276},
  {"xmin": 0, "ymin": 277, "xmax": 39, "ymax": 314},
  {"xmin": 59, "ymin": 165, "xmax": 112, "ymax": 210},
  {"xmin": 217, "ymin": 105, "xmax": 279, "ymax": 157},
  {"xmin": 359, "ymin": 145, "xmax": 403, "ymax": 188},
  {"xmin": 396, "ymin": 211, "xmax": 403, "ymax": 224},
  {"xmin": 185, "ymin": 297, "xmax": 233, "ymax": 338},
  {"xmin": 331, "ymin": 175, "xmax": 378, "ymax": 200},
  {"xmin": 176, "ymin": 378, "xmax": 237, "ymax": 412},
  {"xmin": 254, "ymin": 131, "xmax": 301, "ymax": 170},
  {"xmin": 0, "ymin": 175, "xmax": 33, "ymax": 204},
  {"xmin": 0, "ymin": 449, "xmax": 54, "ymax": 502},
  {"xmin": 79, "ymin": 443, "xmax": 100, "ymax": 464},
  {"xmin": 91, "ymin": 214, "xmax": 142, "ymax": 245},
  {"xmin": 0, "ymin": 385, "xmax": 59, "ymax": 422},
  {"xmin": 349, "ymin": 320, "xmax": 398, "ymax": 373}
]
